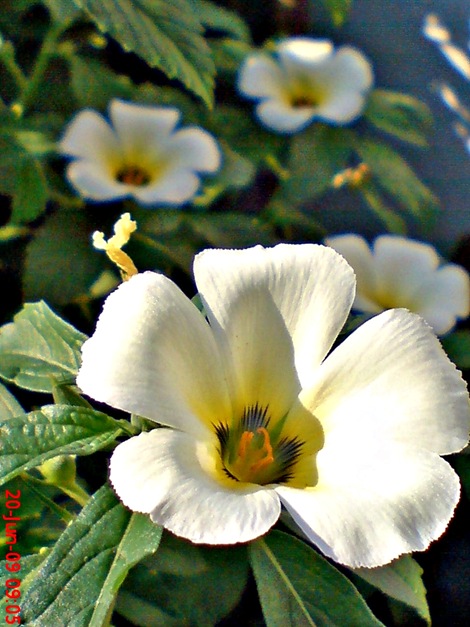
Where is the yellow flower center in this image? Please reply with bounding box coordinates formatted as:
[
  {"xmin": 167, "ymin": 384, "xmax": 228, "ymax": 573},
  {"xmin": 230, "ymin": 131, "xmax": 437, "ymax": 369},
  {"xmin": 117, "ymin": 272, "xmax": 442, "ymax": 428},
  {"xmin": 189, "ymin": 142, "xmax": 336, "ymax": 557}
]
[
  {"xmin": 215, "ymin": 404, "xmax": 304, "ymax": 486},
  {"xmin": 116, "ymin": 165, "xmax": 151, "ymax": 186}
]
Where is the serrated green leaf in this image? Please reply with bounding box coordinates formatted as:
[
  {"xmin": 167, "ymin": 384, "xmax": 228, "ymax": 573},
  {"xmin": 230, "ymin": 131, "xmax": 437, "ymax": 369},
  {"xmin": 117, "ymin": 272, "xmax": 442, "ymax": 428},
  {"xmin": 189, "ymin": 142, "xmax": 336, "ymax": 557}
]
[
  {"xmin": 358, "ymin": 180, "xmax": 407, "ymax": 234},
  {"xmin": 352, "ymin": 556, "xmax": 430, "ymax": 624},
  {"xmin": 116, "ymin": 533, "xmax": 248, "ymax": 627},
  {"xmin": 356, "ymin": 138, "xmax": 439, "ymax": 228},
  {"xmin": 23, "ymin": 209, "xmax": 106, "ymax": 307},
  {"xmin": 69, "ymin": 55, "xmax": 134, "ymax": 108},
  {"xmin": 250, "ymin": 530, "xmax": 383, "ymax": 627},
  {"xmin": 285, "ymin": 124, "xmax": 353, "ymax": 203},
  {"xmin": 441, "ymin": 330, "xmax": 470, "ymax": 369},
  {"xmin": 194, "ymin": 0, "xmax": 251, "ymax": 41},
  {"xmin": 0, "ymin": 301, "xmax": 86, "ymax": 393},
  {"xmin": 89, "ymin": 512, "xmax": 163, "ymax": 626},
  {"xmin": 0, "ymin": 382, "xmax": 24, "ymax": 420},
  {"xmin": 0, "ymin": 405, "xmax": 125, "ymax": 485},
  {"xmin": 72, "ymin": 0, "xmax": 215, "ymax": 107},
  {"xmin": 21, "ymin": 485, "xmax": 161, "ymax": 626},
  {"xmin": 1, "ymin": 553, "xmax": 47, "ymax": 594},
  {"xmin": 319, "ymin": 0, "xmax": 352, "ymax": 27},
  {"xmin": 365, "ymin": 89, "xmax": 433, "ymax": 147}
]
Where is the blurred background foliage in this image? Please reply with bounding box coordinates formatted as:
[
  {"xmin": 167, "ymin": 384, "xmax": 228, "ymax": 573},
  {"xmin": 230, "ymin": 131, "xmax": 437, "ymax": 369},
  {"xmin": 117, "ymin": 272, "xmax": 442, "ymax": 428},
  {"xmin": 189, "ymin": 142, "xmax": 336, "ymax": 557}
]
[{"xmin": 0, "ymin": 1, "xmax": 469, "ymax": 625}]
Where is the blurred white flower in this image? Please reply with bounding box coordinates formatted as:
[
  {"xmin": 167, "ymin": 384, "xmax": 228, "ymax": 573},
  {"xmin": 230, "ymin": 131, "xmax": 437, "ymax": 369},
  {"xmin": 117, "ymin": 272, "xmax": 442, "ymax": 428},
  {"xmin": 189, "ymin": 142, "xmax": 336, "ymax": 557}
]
[
  {"xmin": 58, "ymin": 99, "xmax": 221, "ymax": 206},
  {"xmin": 238, "ymin": 37, "xmax": 373, "ymax": 133},
  {"xmin": 326, "ymin": 234, "xmax": 470, "ymax": 335},
  {"xmin": 77, "ymin": 244, "xmax": 469, "ymax": 568}
]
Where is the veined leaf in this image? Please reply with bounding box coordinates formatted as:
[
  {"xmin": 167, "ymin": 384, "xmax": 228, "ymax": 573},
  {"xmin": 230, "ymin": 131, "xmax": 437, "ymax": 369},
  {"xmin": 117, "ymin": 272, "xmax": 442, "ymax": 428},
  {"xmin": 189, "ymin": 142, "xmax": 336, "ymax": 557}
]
[
  {"xmin": 21, "ymin": 485, "xmax": 162, "ymax": 626},
  {"xmin": 43, "ymin": 0, "xmax": 80, "ymax": 21},
  {"xmin": 352, "ymin": 556, "xmax": 430, "ymax": 624},
  {"xmin": 250, "ymin": 530, "xmax": 383, "ymax": 626},
  {"xmin": 0, "ymin": 301, "xmax": 86, "ymax": 393},
  {"xmin": 365, "ymin": 89, "xmax": 433, "ymax": 147},
  {"xmin": 356, "ymin": 138, "xmax": 439, "ymax": 228},
  {"xmin": 72, "ymin": 0, "xmax": 215, "ymax": 107},
  {"xmin": 0, "ymin": 405, "xmax": 126, "ymax": 485},
  {"xmin": 358, "ymin": 180, "xmax": 407, "ymax": 234}
]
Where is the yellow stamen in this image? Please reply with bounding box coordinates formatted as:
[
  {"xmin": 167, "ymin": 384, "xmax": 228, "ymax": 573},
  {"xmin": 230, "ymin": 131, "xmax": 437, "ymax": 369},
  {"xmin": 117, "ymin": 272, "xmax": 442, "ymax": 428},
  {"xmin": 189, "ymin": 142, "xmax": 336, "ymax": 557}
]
[
  {"xmin": 237, "ymin": 431, "xmax": 254, "ymax": 458},
  {"xmin": 92, "ymin": 213, "xmax": 138, "ymax": 281},
  {"xmin": 250, "ymin": 427, "xmax": 274, "ymax": 473}
]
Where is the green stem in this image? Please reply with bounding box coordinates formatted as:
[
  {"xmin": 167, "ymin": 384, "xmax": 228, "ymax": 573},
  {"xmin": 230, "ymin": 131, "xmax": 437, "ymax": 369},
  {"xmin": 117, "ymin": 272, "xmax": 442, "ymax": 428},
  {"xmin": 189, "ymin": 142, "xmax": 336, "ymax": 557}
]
[
  {"xmin": 61, "ymin": 480, "xmax": 91, "ymax": 508},
  {"xmin": 0, "ymin": 40, "xmax": 27, "ymax": 92},
  {"xmin": 16, "ymin": 20, "xmax": 69, "ymax": 114}
]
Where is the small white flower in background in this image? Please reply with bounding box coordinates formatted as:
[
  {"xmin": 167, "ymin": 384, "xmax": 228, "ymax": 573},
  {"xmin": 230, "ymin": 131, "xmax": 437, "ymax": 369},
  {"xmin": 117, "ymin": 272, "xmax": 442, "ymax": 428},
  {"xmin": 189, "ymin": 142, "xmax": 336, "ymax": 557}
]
[
  {"xmin": 326, "ymin": 234, "xmax": 470, "ymax": 335},
  {"xmin": 58, "ymin": 99, "xmax": 221, "ymax": 206},
  {"xmin": 238, "ymin": 37, "xmax": 373, "ymax": 133},
  {"xmin": 77, "ymin": 243, "xmax": 469, "ymax": 568}
]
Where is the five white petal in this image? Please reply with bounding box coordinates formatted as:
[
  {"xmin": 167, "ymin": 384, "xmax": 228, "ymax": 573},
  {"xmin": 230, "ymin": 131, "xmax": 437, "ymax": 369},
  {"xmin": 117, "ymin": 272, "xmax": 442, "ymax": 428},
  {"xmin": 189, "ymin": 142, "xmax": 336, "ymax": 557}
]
[
  {"xmin": 58, "ymin": 99, "xmax": 221, "ymax": 206},
  {"xmin": 77, "ymin": 244, "xmax": 470, "ymax": 568},
  {"xmin": 326, "ymin": 234, "xmax": 470, "ymax": 335},
  {"xmin": 238, "ymin": 37, "xmax": 373, "ymax": 133}
]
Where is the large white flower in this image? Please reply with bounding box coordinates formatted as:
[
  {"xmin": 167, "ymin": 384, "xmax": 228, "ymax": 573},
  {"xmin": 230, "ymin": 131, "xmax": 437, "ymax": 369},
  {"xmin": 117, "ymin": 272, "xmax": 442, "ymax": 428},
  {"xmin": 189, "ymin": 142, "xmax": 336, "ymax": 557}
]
[
  {"xmin": 238, "ymin": 38, "xmax": 373, "ymax": 133},
  {"xmin": 326, "ymin": 234, "xmax": 470, "ymax": 335},
  {"xmin": 77, "ymin": 244, "xmax": 469, "ymax": 568},
  {"xmin": 58, "ymin": 99, "xmax": 221, "ymax": 206}
]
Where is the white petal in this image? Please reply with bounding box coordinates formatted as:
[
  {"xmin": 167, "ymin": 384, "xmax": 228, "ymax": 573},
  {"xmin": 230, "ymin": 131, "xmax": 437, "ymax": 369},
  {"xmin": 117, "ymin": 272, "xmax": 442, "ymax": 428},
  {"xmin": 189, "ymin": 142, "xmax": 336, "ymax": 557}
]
[
  {"xmin": 326, "ymin": 46, "xmax": 374, "ymax": 93},
  {"xmin": 277, "ymin": 38, "xmax": 334, "ymax": 72},
  {"xmin": 58, "ymin": 109, "xmax": 120, "ymax": 165},
  {"xmin": 109, "ymin": 99, "xmax": 180, "ymax": 164},
  {"xmin": 373, "ymin": 236, "xmax": 440, "ymax": 308},
  {"xmin": 413, "ymin": 264, "xmax": 470, "ymax": 335},
  {"xmin": 315, "ymin": 92, "xmax": 368, "ymax": 124},
  {"xmin": 325, "ymin": 234, "xmax": 382, "ymax": 313},
  {"xmin": 194, "ymin": 245, "xmax": 355, "ymax": 401},
  {"xmin": 65, "ymin": 160, "xmax": 128, "ymax": 201},
  {"xmin": 301, "ymin": 308, "xmax": 470, "ymax": 455},
  {"xmin": 110, "ymin": 429, "xmax": 281, "ymax": 544},
  {"xmin": 166, "ymin": 127, "xmax": 221, "ymax": 172},
  {"xmin": 277, "ymin": 445, "xmax": 460, "ymax": 567},
  {"xmin": 238, "ymin": 55, "xmax": 286, "ymax": 100},
  {"xmin": 132, "ymin": 167, "xmax": 200, "ymax": 205},
  {"xmin": 77, "ymin": 272, "xmax": 231, "ymax": 436},
  {"xmin": 255, "ymin": 99, "xmax": 315, "ymax": 133}
]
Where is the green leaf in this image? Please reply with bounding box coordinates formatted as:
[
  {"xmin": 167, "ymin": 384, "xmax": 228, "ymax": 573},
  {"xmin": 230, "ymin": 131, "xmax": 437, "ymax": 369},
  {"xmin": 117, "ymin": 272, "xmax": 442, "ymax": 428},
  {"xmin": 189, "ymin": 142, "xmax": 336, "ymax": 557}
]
[
  {"xmin": 0, "ymin": 405, "xmax": 125, "ymax": 485},
  {"xmin": 365, "ymin": 89, "xmax": 433, "ymax": 147},
  {"xmin": 441, "ymin": 330, "xmax": 470, "ymax": 369},
  {"xmin": 319, "ymin": 0, "xmax": 353, "ymax": 27},
  {"xmin": 0, "ymin": 382, "xmax": 24, "ymax": 420},
  {"xmin": 285, "ymin": 124, "xmax": 353, "ymax": 203},
  {"xmin": 89, "ymin": 512, "xmax": 163, "ymax": 626},
  {"xmin": 11, "ymin": 154, "xmax": 48, "ymax": 223},
  {"xmin": 0, "ymin": 138, "xmax": 48, "ymax": 223},
  {"xmin": 116, "ymin": 532, "xmax": 249, "ymax": 626},
  {"xmin": 358, "ymin": 180, "xmax": 407, "ymax": 234},
  {"xmin": 21, "ymin": 485, "xmax": 162, "ymax": 626},
  {"xmin": 194, "ymin": 0, "xmax": 251, "ymax": 41},
  {"xmin": 23, "ymin": 209, "xmax": 106, "ymax": 307},
  {"xmin": 352, "ymin": 556, "xmax": 430, "ymax": 624},
  {"xmin": 209, "ymin": 38, "xmax": 252, "ymax": 74},
  {"xmin": 0, "ymin": 301, "xmax": 86, "ymax": 393},
  {"xmin": 73, "ymin": 0, "xmax": 215, "ymax": 107},
  {"xmin": 250, "ymin": 530, "xmax": 383, "ymax": 627},
  {"xmin": 186, "ymin": 212, "xmax": 276, "ymax": 248},
  {"xmin": 356, "ymin": 138, "xmax": 439, "ymax": 228},
  {"xmin": 69, "ymin": 55, "xmax": 134, "ymax": 108},
  {"xmin": 43, "ymin": 0, "xmax": 81, "ymax": 21}
]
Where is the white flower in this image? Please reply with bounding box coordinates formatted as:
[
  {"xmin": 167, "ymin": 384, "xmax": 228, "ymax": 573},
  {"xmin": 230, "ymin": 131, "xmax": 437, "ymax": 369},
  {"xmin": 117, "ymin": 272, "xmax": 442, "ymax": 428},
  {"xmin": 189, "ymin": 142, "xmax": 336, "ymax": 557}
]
[
  {"xmin": 77, "ymin": 244, "xmax": 469, "ymax": 568},
  {"xmin": 326, "ymin": 234, "xmax": 470, "ymax": 335},
  {"xmin": 58, "ymin": 99, "xmax": 221, "ymax": 206},
  {"xmin": 238, "ymin": 38, "xmax": 373, "ymax": 133}
]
